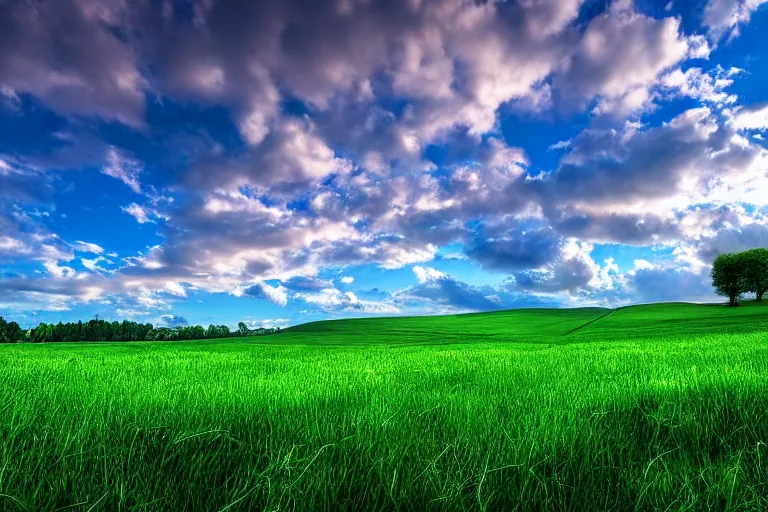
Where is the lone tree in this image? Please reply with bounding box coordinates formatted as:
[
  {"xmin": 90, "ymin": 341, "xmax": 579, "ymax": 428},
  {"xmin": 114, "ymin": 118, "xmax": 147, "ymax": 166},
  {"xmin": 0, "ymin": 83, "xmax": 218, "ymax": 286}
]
[
  {"xmin": 711, "ymin": 253, "xmax": 746, "ymax": 306},
  {"xmin": 740, "ymin": 248, "xmax": 768, "ymax": 301}
]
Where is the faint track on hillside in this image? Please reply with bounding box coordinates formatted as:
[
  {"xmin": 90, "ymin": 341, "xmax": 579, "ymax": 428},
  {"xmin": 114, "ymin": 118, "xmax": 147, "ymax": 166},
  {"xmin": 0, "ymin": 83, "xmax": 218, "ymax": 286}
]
[{"xmin": 562, "ymin": 309, "xmax": 617, "ymax": 337}]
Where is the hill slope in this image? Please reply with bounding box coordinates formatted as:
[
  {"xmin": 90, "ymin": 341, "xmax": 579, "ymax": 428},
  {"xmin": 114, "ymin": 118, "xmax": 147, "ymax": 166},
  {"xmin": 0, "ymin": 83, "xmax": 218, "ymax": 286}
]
[
  {"xmin": 277, "ymin": 302, "xmax": 768, "ymax": 345},
  {"xmin": 572, "ymin": 301, "xmax": 768, "ymax": 340},
  {"xmin": 281, "ymin": 307, "xmax": 610, "ymax": 345}
]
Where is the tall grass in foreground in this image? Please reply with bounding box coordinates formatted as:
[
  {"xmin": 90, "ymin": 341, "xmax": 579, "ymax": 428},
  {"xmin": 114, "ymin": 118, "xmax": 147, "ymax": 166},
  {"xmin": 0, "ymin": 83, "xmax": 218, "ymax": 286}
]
[{"xmin": 1, "ymin": 333, "xmax": 768, "ymax": 510}]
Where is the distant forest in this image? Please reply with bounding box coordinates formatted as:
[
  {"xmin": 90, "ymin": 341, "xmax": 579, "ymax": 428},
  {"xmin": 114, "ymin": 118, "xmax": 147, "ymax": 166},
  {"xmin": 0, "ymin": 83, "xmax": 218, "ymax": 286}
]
[{"xmin": 0, "ymin": 317, "xmax": 280, "ymax": 344}]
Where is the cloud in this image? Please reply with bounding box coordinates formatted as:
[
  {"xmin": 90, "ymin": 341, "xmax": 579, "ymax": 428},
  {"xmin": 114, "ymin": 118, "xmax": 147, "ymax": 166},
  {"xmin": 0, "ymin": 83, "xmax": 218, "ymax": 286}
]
[
  {"xmin": 185, "ymin": 118, "xmax": 352, "ymax": 190},
  {"xmin": 71, "ymin": 241, "xmax": 104, "ymax": 255},
  {"xmin": 81, "ymin": 256, "xmax": 109, "ymax": 273},
  {"xmin": 55, "ymin": 0, "xmax": 696, "ymax": 150},
  {"xmin": 703, "ymin": 0, "xmax": 768, "ymax": 40},
  {"xmin": 121, "ymin": 203, "xmax": 165, "ymax": 225},
  {"xmin": 554, "ymin": 0, "xmax": 696, "ymax": 116},
  {"xmin": 158, "ymin": 314, "xmax": 189, "ymax": 328},
  {"xmin": 102, "ymin": 148, "xmax": 142, "ymax": 194},
  {"xmin": 296, "ymin": 287, "xmax": 399, "ymax": 314},
  {"xmin": 731, "ymin": 102, "xmax": 768, "ymax": 131},
  {"xmin": 0, "ymin": 210, "xmax": 74, "ymax": 266},
  {"xmin": 0, "ymin": 271, "xmax": 107, "ymax": 312},
  {"xmin": 660, "ymin": 66, "xmax": 740, "ymax": 106},
  {"xmin": 241, "ymin": 281, "xmax": 289, "ymax": 306},
  {"xmin": 408, "ymin": 266, "xmax": 505, "ymax": 311},
  {"xmin": 242, "ymin": 317, "xmax": 290, "ymax": 329},
  {"xmin": 413, "ymin": 266, "xmax": 447, "ymax": 284},
  {"xmin": 467, "ymin": 228, "xmax": 562, "ymax": 272},
  {"xmin": 281, "ymin": 276, "xmax": 335, "ymax": 291},
  {"xmin": 340, "ymin": 276, "xmax": 354, "ymax": 284},
  {"xmin": 119, "ymin": 189, "xmax": 363, "ymax": 287},
  {"xmin": 549, "ymin": 140, "xmax": 571, "ymax": 151},
  {"xmin": 627, "ymin": 266, "xmax": 715, "ymax": 303},
  {"xmin": 312, "ymin": 236, "xmax": 438, "ymax": 270},
  {"xmin": 164, "ymin": 281, "xmax": 187, "ymax": 298},
  {"xmin": 546, "ymin": 208, "xmax": 682, "ymax": 246},
  {"xmin": 512, "ymin": 240, "xmax": 610, "ymax": 294},
  {"xmin": 0, "ymin": 161, "xmax": 52, "ymax": 204},
  {"xmin": 404, "ymin": 265, "xmax": 561, "ymax": 312},
  {"xmin": 0, "ymin": 236, "xmax": 29, "ymax": 257},
  {"xmin": 695, "ymin": 221, "xmax": 768, "ymax": 264},
  {"xmin": 0, "ymin": 0, "xmax": 146, "ymax": 125},
  {"xmin": 43, "ymin": 260, "xmax": 77, "ymax": 279},
  {"xmin": 536, "ymin": 107, "xmax": 768, "ymax": 239}
]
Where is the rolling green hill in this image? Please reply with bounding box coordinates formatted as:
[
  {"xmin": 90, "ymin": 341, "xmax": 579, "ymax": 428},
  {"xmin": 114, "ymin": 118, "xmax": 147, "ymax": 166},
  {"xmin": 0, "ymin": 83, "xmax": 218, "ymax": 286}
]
[
  {"xmin": 573, "ymin": 301, "xmax": 768, "ymax": 340},
  {"xmin": 281, "ymin": 306, "xmax": 610, "ymax": 344},
  {"xmin": 274, "ymin": 301, "xmax": 768, "ymax": 345}
]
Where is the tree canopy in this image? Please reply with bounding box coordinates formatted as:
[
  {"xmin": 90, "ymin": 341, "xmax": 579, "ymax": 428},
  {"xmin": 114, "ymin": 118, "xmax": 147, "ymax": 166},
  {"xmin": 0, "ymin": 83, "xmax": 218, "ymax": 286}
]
[
  {"xmin": 711, "ymin": 249, "xmax": 768, "ymax": 306},
  {"xmin": 740, "ymin": 248, "xmax": 768, "ymax": 302},
  {"xmin": 0, "ymin": 317, "xmax": 280, "ymax": 344}
]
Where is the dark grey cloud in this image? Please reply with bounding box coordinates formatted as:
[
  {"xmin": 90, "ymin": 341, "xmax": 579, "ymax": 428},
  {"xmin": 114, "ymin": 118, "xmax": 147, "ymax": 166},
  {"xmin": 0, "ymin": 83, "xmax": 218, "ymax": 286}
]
[
  {"xmin": 281, "ymin": 276, "xmax": 335, "ymax": 291},
  {"xmin": 407, "ymin": 277, "xmax": 504, "ymax": 311},
  {"xmin": 0, "ymin": 164, "xmax": 53, "ymax": 204},
  {"xmin": 467, "ymin": 228, "xmax": 561, "ymax": 272},
  {"xmin": 496, "ymin": 236, "xmax": 607, "ymax": 295},
  {"xmin": 545, "ymin": 109, "xmax": 717, "ymax": 203},
  {"xmin": 696, "ymin": 222, "xmax": 768, "ymax": 264},
  {"xmin": 546, "ymin": 209, "xmax": 682, "ymax": 245},
  {"xmin": 530, "ymin": 106, "xmax": 766, "ymax": 247},
  {"xmin": 541, "ymin": 107, "xmax": 762, "ymax": 206},
  {"xmin": 402, "ymin": 265, "xmax": 559, "ymax": 312},
  {"xmin": 0, "ymin": 0, "xmax": 145, "ymax": 125},
  {"xmin": 0, "ymin": 276, "xmax": 86, "ymax": 298},
  {"xmin": 514, "ymin": 256, "xmax": 595, "ymax": 293}
]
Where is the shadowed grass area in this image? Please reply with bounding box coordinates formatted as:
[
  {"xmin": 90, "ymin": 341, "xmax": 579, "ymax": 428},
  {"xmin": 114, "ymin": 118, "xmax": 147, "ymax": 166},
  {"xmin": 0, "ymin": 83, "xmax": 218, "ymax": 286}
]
[{"xmin": 1, "ymin": 302, "xmax": 768, "ymax": 510}]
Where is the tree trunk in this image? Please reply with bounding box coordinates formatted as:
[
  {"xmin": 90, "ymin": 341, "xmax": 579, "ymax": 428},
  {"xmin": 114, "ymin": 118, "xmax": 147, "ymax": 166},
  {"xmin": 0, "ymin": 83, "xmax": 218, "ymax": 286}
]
[
  {"xmin": 729, "ymin": 292, "xmax": 738, "ymax": 306},
  {"xmin": 757, "ymin": 290, "xmax": 764, "ymax": 302}
]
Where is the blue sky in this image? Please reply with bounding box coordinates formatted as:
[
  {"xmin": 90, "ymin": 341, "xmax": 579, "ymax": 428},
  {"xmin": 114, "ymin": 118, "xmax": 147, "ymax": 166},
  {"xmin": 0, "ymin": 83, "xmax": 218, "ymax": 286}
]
[{"xmin": 1, "ymin": 0, "xmax": 767, "ymax": 328}]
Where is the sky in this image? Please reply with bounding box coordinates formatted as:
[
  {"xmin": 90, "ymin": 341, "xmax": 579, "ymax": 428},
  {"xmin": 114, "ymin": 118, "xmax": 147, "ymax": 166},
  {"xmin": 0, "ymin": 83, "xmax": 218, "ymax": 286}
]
[{"xmin": 1, "ymin": 0, "xmax": 767, "ymax": 329}]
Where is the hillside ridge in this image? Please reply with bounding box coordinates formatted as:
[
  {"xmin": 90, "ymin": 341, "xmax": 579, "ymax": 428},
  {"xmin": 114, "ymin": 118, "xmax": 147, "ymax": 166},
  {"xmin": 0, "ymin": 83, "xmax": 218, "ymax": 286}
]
[{"xmin": 278, "ymin": 301, "xmax": 768, "ymax": 345}]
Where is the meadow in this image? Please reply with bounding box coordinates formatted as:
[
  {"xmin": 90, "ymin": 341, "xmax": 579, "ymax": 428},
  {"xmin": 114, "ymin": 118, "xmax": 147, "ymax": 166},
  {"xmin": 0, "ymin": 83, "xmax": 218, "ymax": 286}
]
[{"xmin": 1, "ymin": 302, "xmax": 768, "ymax": 511}]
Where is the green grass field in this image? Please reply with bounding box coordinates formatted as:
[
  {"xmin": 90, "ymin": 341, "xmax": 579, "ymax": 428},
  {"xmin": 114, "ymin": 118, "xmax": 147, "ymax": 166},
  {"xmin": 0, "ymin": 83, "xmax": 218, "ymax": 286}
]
[{"xmin": 1, "ymin": 302, "xmax": 768, "ymax": 511}]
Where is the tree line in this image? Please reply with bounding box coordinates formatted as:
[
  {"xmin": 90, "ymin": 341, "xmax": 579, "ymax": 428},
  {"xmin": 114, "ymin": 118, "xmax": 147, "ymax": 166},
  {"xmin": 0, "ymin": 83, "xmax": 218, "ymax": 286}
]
[
  {"xmin": 0, "ymin": 317, "xmax": 280, "ymax": 344},
  {"xmin": 711, "ymin": 248, "xmax": 768, "ymax": 306}
]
